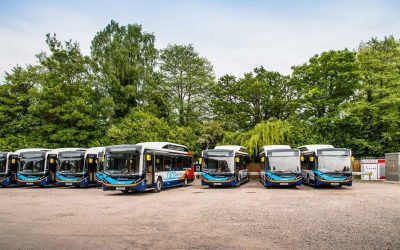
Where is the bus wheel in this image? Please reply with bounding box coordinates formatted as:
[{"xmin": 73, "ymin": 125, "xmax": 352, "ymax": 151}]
[
  {"xmin": 155, "ymin": 178, "xmax": 163, "ymax": 193},
  {"xmin": 182, "ymin": 176, "xmax": 188, "ymax": 187},
  {"xmin": 306, "ymin": 175, "xmax": 310, "ymax": 186}
]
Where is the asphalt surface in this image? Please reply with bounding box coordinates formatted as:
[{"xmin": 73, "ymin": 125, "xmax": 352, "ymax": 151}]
[{"xmin": 0, "ymin": 180, "xmax": 399, "ymax": 250}]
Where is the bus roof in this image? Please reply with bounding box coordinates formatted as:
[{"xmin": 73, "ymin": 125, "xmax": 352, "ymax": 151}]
[
  {"xmin": 48, "ymin": 148, "xmax": 86, "ymax": 155},
  {"xmin": 261, "ymin": 145, "xmax": 291, "ymax": 152},
  {"xmin": 137, "ymin": 142, "xmax": 189, "ymax": 153},
  {"xmin": 85, "ymin": 147, "xmax": 105, "ymax": 156},
  {"xmin": 297, "ymin": 144, "xmax": 334, "ymax": 153},
  {"xmin": 14, "ymin": 148, "xmax": 51, "ymax": 154},
  {"xmin": 214, "ymin": 145, "xmax": 248, "ymax": 155}
]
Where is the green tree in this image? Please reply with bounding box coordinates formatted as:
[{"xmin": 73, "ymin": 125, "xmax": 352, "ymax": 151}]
[
  {"xmin": 211, "ymin": 67, "xmax": 298, "ymax": 131},
  {"xmin": 344, "ymin": 36, "xmax": 400, "ymax": 156},
  {"xmin": 106, "ymin": 108, "xmax": 170, "ymax": 144},
  {"xmin": 27, "ymin": 34, "xmax": 113, "ymax": 148},
  {"xmin": 210, "ymin": 75, "xmax": 249, "ymax": 131},
  {"xmin": 197, "ymin": 122, "xmax": 225, "ymax": 150},
  {"xmin": 159, "ymin": 44, "xmax": 214, "ymax": 126},
  {"xmin": 0, "ymin": 66, "xmax": 39, "ymax": 150},
  {"xmin": 222, "ymin": 119, "xmax": 315, "ymax": 156},
  {"xmin": 91, "ymin": 20, "xmax": 158, "ymax": 119},
  {"xmin": 291, "ymin": 49, "xmax": 360, "ymax": 142}
]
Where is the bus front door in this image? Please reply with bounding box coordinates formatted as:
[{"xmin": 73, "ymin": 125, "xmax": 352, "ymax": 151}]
[
  {"xmin": 87, "ymin": 158, "xmax": 96, "ymax": 185},
  {"xmin": 145, "ymin": 155, "xmax": 154, "ymax": 188},
  {"xmin": 9, "ymin": 155, "xmax": 18, "ymax": 183}
]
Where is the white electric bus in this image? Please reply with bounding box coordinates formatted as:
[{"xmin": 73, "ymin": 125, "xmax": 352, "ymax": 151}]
[
  {"xmin": 102, "ymin": 142, "xmax": 194, "ymax": 193},
  {"xmin": 298, "ymin": 144, "xmax": 353, "ymax": 187},
  {"xmin": 52, "ymin": 148, "xmax": 87, "ymax": 187},
  {"xmin": 15, "ymin": 148, "xmax": 52, "ymax": 186},
  {"xmin": 201, "ymin": 145, "xmax": 249, "ymax": 187},
  {"xmin": 259, "ymin": 145, "xmax": 302, "ymax": 187}
]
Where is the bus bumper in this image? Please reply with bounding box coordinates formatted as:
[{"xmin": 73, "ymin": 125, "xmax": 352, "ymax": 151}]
[
  {"xmin": 17, "ymin": 177, "xmax": 52, "ymax": 187},
  {"xmin": 313, "ymin": 178, "xmax": 352, "ymax": 187},
  {"xmin": 56, "ymin": 176, "xmax": 91, "ymax": 187},
  {"xmin": 201, "ymin": 176, "xmax": 238, "ymax": 187},
  {"xmin": 265, "ymin": 178, "xmax": 302, "ymax": 187},
  {"xmin": 102, "ymin": 180, "xmax": 147, "ymax": 192}
]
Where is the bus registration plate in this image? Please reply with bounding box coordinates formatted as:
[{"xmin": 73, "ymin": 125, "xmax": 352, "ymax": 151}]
[
  {"xmin": 331, "ymin": 183, "xmax": 340, "ymax": 186},
  {"xmin": 213, "ymin": 183, "xmax": 221, "ymax": 186},
  {"xmin": 280, "ymin": 183, "xmax": 288, "ymax": 186},
  {"xmin": 116, "ymin": 187, "xmax": 126, "ymax": 190},
  {"xmin": 26, "ymin": 183, "xmax": 33, "ymax": 185},
  {"xmin": 65, "ymin": 183, "xmax": 73, "ymax": 186}
]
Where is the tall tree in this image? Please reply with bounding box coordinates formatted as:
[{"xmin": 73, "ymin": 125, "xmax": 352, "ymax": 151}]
[
  {"xmin": 211, "ymin": 67, "xmax": 298, "ymax": 131},
  {"xmin": 291, "ymin": 49, "xmax": 360, "ymax": 142},
  {"xmin": 159, "ymin": 44, "xmax": 214, "ymax": 126},
  {"xmin": 345, "ymin": 36, "xmax": 400, "ymax": 156},
  {"xmin": 91, "ymin": 20, "xmax": 157, "ymax": 119},
  {"xmin": 27, "ymin": 34, "xmax": 112, "ymax": 148},
  {"xmin": 0, "ymin": 66, "xmax": 38, "ymax": 150}
]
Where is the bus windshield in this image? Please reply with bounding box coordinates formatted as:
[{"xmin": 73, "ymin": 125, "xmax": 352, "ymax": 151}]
[
  {"xmin": 203, "ymin": 157, "xmax": 233, "ymax": 174},
  {"xmin": 0, "ymin": 157, "xmax": 6, "ymax": 174},
  {"xmin": 105, "ymin": 153, "xmax": 140, "ymax": 175},
  {"xmin": 317, "ymin": 156, "xmax": 351, "ymax": 173},
  {"xmin": 58, "ymin": 157, "xmax": 85, "ymax": 174},
  {"xmin": 19, "ymin": 157, "xmax": 46, "ymax": 174},
  {"xmin": 268, "ymin": 156, "xmax": 300, "ymax": 173}
]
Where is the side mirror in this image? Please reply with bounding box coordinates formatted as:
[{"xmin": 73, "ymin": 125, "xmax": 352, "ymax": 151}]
[
  {"xmin": 198, "ymin": 157, "xmax": 203, "ymax": 164},
  {"xmin": 261, "ymin": 157, "xmax": 265, "ymax": 163},
  {"xmin": 300, "ymin": 156, "xmax": 305, "ymax": 162},
  {"xmin": 310, "ymin": 156, "xmax": 315, "ymax": 162},
  {"xmin": 235, "ymin": 157, "xmax": 240, "ymax": 163},
  {"xmin": 351, "ymin": 156, "xmax": 355, "ymax": 162}
]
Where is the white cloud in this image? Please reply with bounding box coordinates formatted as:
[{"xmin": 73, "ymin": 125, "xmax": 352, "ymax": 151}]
[{"xmin": 0, "ymin": 0, "xmax": 399, "ymax": 81}]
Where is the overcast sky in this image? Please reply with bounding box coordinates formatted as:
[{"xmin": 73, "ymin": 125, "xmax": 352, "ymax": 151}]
[{"xmin": 0, "ymin": 0, "xmax": 399, "ymax": 81}]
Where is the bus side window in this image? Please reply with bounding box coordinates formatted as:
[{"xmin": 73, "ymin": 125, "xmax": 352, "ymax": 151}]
[
  {"xmin": 155, "ymin": 155, "xmax": 163, "ymax": 172},
  {"xmin": 175, "ymin": 157, "xmax": 183, "ymax": 171},
  {"xmin": 164, "ymin": 156, "xmax": 172, "ymax": 171},
  {"xmin": 183, "ymin": 157, "xmax": 191, "ymax": 170}
]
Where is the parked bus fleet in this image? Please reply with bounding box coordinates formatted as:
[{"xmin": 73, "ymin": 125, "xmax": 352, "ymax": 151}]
[{"xmin": 0, "ymin": 143, "xmax": 353, "ymax": 191}]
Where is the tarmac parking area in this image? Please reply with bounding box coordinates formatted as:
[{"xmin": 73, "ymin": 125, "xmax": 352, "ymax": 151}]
[{"xmin": 0, "ymin": 180, "xmax": 399, "ymax": 250}]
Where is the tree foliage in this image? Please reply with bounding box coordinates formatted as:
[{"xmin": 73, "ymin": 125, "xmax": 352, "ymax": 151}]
[
  {"xmin": 91, "ymin": 20, "xmax": 157, "ymax": 119},
  {"xmin": 1, "ymin": 22, "xmax": 399, "ymax": 157},
  {"xmin": 159, "ymin": 44, "xmax": 214, "ymax": 126}
]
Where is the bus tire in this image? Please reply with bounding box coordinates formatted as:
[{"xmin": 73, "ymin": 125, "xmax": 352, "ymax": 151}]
[
  {"xmin": 306, "ymin": 175, "xmax": 310, "ymax": 186},
  {"xmin": 182, "ymin": 176, "xmax": 188, "ymax": 187},
  {"xmin": 155, "ymin": 178, "xmax": 163, "ymax": 193}
]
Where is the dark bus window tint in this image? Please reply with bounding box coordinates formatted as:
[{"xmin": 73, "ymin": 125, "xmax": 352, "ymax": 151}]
[
  {"xmin": 175, "ymin": 157, "xmax": 183, "ymax": 171},
  {"xmin": 0, "ymin": 158, "xmax": 6, "ymax": 173},
  {"xmin": 183, "ymin": 157, "xmax": 192, "ymax": 170},
  {"xmin": 164, "ymin": 157, "xmax": 172, "ymax": 171},
  {"xmin": 155, "ymin": 155, "xmax": 163, "ymax": 172}
]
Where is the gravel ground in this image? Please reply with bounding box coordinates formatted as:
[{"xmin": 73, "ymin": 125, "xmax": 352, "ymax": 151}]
[{"xmin": 0, "ymin": 180, "xmax": 399, "ymax": 250}]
